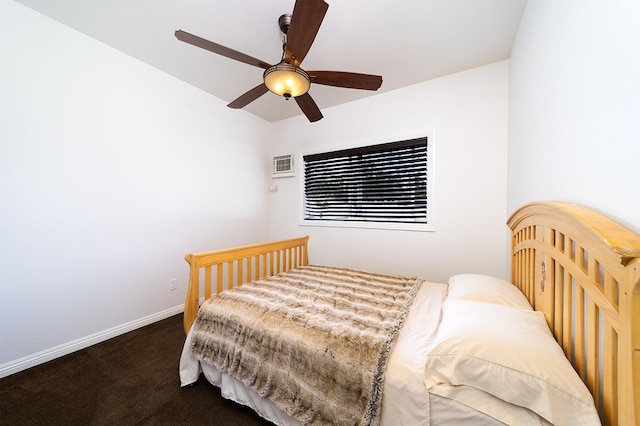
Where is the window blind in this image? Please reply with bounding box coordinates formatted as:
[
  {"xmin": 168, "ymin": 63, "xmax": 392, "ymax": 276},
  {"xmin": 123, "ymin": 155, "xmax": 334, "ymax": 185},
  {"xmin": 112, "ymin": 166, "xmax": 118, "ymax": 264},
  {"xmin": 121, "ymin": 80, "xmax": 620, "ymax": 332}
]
[{"xmin": 303, "ymin": 137, "xmax": 428, "ymax": 224}]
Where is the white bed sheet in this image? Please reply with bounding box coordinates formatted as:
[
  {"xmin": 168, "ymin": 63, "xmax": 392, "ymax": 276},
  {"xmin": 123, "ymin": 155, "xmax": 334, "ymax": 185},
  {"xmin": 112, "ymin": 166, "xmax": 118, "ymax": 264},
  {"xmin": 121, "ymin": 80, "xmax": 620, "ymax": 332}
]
[
  {"xmin": 428, "ymin": 392, "xmax": 554, "ymax": 426},
  {"xmin": 179, "ymin": 280, "xmax": 448, "ymax": 426}
]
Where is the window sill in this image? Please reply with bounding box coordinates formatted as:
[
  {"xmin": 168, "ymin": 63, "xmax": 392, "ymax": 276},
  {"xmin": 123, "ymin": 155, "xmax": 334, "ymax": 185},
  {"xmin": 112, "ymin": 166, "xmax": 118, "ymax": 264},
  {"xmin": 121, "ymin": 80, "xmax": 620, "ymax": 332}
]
[{"xmin": 299, "ymin": 219, "xmax": 435, "ymax": 232}]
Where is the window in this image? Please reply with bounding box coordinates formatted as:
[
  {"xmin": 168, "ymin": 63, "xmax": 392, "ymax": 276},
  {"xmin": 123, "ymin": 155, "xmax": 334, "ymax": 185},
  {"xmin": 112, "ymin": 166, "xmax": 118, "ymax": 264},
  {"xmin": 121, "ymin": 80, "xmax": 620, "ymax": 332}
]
[{"xmin": 301, "ymin": 134, "xmax": 433, "ymax": 231}]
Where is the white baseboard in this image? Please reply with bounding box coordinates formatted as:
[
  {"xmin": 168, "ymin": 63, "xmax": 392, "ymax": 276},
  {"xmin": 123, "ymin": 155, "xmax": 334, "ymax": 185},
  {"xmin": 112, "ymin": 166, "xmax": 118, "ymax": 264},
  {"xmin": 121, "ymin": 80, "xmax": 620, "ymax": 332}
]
[{"xmin": 0, "ymin": 304, "xmax": 184, "ymax": 379}]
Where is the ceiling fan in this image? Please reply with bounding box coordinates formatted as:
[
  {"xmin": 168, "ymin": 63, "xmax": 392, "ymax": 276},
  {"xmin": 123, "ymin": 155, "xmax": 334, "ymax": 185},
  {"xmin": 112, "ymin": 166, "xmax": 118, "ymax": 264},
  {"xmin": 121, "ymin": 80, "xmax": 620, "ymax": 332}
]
[{"xmin": 175, "ymin": 0, "xmax": 383, "ymax": 122}]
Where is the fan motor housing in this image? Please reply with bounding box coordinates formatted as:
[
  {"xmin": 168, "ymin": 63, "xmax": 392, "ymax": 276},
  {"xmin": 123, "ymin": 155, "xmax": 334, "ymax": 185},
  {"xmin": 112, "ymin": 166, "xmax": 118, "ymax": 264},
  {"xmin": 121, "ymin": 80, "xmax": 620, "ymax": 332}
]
[{"xmin": 278, "ymin": 14, "xmax": 292, "ymax": 34}]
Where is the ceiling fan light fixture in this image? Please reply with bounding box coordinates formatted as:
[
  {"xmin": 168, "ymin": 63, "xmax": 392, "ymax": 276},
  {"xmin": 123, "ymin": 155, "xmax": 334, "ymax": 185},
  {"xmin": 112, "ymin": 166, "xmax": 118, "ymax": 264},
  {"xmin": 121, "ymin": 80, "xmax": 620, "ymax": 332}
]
[{"xmin": 263, "ymin": 62, "xmax": 310, "ymax": 98}]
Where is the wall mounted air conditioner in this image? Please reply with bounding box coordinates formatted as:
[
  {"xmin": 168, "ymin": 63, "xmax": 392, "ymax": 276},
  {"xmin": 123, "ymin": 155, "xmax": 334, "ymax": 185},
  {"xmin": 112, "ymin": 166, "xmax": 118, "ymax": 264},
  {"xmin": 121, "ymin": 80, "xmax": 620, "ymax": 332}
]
[{"xmin": 272, "ymin": 154, "xmax": 295, "ymax": 178}]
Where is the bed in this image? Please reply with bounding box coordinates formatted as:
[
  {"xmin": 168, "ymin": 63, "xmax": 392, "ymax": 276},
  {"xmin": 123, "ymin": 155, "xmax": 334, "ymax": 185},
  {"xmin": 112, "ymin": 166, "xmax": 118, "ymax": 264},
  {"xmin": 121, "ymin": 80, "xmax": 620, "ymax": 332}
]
[{"xmin": 179, "ymin": 201, "xmax": 640, "ymax": 426}]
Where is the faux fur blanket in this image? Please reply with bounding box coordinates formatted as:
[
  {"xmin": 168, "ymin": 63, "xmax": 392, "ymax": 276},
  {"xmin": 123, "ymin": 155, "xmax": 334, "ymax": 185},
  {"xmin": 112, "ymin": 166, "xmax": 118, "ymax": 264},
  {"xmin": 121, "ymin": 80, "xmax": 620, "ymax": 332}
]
[{"xmin": 190, "ymin": 265, "xmax": 423, "ymax": 426}]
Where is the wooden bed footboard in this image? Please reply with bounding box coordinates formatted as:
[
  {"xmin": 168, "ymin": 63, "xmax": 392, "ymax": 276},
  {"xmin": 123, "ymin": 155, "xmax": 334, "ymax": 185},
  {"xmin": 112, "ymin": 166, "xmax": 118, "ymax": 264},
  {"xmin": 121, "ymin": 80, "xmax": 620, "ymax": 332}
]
[
  {"xmin": 183, "ymin": 236, "xmax": 309, "ymax": 334},
  {"xmin": 508, "ymin": 201, "xmax": 640, "ymax": 426}
]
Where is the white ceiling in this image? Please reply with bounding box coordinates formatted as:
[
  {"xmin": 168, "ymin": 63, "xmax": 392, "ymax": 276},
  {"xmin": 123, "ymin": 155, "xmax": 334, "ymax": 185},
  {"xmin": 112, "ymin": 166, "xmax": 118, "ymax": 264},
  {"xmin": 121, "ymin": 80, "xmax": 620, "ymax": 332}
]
[{"xmin": 15, "ymin": 0, "xmax": 527, "ymax": 123}]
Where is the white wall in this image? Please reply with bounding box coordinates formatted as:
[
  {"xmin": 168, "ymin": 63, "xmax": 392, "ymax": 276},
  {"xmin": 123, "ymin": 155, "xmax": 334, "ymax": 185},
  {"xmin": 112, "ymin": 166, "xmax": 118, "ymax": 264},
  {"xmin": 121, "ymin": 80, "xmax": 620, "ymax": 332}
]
[
  {"xmin": 0, "ymin": 1, "xmax": 269, "ymax": 372},
  {"xmin": 508, "ymin": 0, "xmax": 640, "ymax": 232},
  {"xmin": 266, "ymin": 61, "xmax": 510, "ymax": 283},
  {"xmin": 15, "ymin": 0, "xmax": 634, "ymax": 377}
]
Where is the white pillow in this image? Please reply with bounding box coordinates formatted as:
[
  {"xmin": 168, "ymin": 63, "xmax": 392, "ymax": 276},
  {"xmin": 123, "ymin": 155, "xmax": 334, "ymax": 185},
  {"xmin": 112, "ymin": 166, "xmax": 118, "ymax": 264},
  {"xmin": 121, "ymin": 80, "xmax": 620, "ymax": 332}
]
[
  {"xmin": 424, "ymin": 299, "xmax": 600, "ymax": 426},
  {"xmin": 448, "ymin": 274, "xmax": 532, "ymax": 310}
]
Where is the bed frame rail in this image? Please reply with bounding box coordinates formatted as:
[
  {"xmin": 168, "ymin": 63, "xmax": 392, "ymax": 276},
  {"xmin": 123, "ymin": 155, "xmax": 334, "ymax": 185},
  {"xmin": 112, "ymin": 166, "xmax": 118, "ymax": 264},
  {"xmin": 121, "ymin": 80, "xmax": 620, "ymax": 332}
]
[
  {"xmin": 508, "ymin": 202, "xmax": 640, "ymax": 426},
  {"xmin": 183, "ymin": 236, "xmax": 309, "ymax": 334}
]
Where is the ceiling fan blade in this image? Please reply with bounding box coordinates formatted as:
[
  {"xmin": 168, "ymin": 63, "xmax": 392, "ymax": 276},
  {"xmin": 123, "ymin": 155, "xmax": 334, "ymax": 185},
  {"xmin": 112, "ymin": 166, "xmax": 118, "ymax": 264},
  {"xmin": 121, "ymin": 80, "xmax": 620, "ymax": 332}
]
[
  {"xmin": 284, "ymin": 0, "xmax": 329, "ymax": 67},
  {"xmin": 227, "ymin": 83, "xmax": 269, "ymax": 109},
  {"xmin": 295, "ymin": 93, "xmax": 323, "ymax": 122},
  {"xmin": 309, "ymin": 71, "xmax": 383, "ymax": 91},
  {"xmin": 175, "ymin": 30, "xmax": 272, "ymax": 70}
]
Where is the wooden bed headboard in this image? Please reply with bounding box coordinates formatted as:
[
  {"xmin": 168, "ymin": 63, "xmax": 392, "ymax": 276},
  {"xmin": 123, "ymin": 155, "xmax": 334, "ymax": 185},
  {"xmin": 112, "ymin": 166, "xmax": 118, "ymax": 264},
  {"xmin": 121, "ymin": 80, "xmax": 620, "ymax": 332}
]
[
  {"xmin": 508, "ymin": 201, "xmax": 640, "ymax": 426},
  {"xmin": 183, "ymin": 236, "xmax": 309, "ymax": 334}
]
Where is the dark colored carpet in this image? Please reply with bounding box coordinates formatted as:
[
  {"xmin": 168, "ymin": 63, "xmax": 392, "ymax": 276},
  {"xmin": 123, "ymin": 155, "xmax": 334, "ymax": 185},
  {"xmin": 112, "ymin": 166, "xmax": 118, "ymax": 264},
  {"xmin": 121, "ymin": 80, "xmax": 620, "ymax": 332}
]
[{"xmin": 0, "ymin": 314, "xmax": 273, "ymax": 426}]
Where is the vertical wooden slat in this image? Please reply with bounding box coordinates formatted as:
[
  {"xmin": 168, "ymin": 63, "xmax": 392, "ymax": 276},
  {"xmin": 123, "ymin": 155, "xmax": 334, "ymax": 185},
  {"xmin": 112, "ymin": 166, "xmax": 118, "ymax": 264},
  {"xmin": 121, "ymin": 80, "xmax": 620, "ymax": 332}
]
[
  {"xmin": 524, "ymin": 250, "xmax": 527, "ymax": 300},
  {"xmin": 252, "ymin": 256, "xmax": 257, "ymax": 281},
  {"xmin": 286, "ymin": 248, "xmax": 291, "ymax": 270},
  {"xmin": 562, "ymin": 270, "xmax": 573, "ymax": 356},
  {"xmin": 512, "ymin": 249, "xmax": 517, "ymax": 289},
  {"xmin": 511, "ymin": 243, "xmax": 520, "ymax": 288},
  {"xmin": 575, "ymin": 285, "xmax": 586, "ymax": 378},
  {"xmin": 518, "ymin": 250, "xmax": 523, "ymax": 295},
  {"xmin": 183, "ymin": 255, "xmax": 200, "ymax": 335},
  {"xmin": 555, "ymin": 231, "xmax": 564, "ymax": 251},
  {"xmin": 546, "ymin": 258, "xmax": 556, "ymax": 331},
  {"xmin": 510, "ymin": 233, "xmax": 516, "ymax": 287},
  {"xmin": 283, "ymin": 248, "xmax": 288, "ymax": 271},
  {"xmin": 585, "ymin": 254, "xmax": 599, "ymax": 406},
  {"xmin": 261, "ymin": 253, "xmax": 267, "ymax": 279},
  {"xmin": 237, "ymin": 258, "xmax": 244, "ymax": 287},
  {"xmin": 603, "ymin": 271, "xmax": 619, "ymax": 426},
  {"xmin": 521, "ymin": 248, "xmax": 526, "ymax": 299},
  {"xmin": 587, "ymin": 300, "xmax": 600, "ymax": 405},
  {"xmin": 204, "ymin": 265, "xmax": 212, "ymax": 300},
  {"xmin": 227, "ymin": 260, "xmax": 233, "ymax": 291},
  {"xmin": 564, "ymin": 237, "xmax": 573, "ymax": 258},
  {"xmin": 516, "ymin": 230, "xmax": 522, "ymax": 294},
  {"xmin": 279, "ymin": 250, "xmax": 284, "ymax": 273},
  {"xmin": 523, "ymin": 248, "xmax": 529, "ymax": 298},
  {"xmin": 216, "ymin": 263, "xmax": 223, "ymax": 294},
  {"xmin": 527, "ymin": 248, "xmax": 533, "ymax": 301},
  {"xmin": 554, "ymin": 262, "xmax": 563, "ymax": 341},
  {"xmin": 603, "ymin": 323, "xmax": 618, "ymax": 426},
  {"xmin": 575, "ymin": 245, "xmax": 584, "ymax": 271},
  {"xmin": 513, "ymin": 250, "xmax": 519, "ymax": 292},
  {"xmin": 523, "ymin": 249, "xmax": 534, "ymax": 300}
]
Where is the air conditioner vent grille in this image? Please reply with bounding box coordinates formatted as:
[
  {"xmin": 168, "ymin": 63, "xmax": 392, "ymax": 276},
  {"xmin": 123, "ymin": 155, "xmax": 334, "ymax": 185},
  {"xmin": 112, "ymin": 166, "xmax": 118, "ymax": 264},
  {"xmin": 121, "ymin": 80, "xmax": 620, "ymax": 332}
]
[{"xmin": 272, "ymin": 155, "xmax": 295, "ymax": 177}]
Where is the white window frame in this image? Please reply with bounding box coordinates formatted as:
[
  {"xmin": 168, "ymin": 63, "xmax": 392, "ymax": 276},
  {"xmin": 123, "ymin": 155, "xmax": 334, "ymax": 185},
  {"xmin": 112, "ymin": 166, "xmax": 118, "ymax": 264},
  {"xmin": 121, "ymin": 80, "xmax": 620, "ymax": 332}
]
[{"xmin": 298, "ymin": 130, "xmax": 435, "ymax": 232}]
